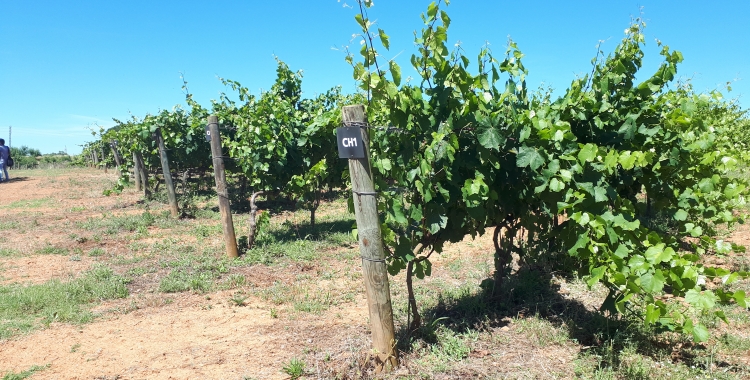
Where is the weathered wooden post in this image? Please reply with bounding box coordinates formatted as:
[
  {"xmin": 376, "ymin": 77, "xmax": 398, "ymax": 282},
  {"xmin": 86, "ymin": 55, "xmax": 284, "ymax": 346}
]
[
  {"xmin": 132, "ymin": 151, "xmax": 142, "ymax": 192},
  {"xmin": 135, "ymin": 151, "xmax": 150, "ymax": 197},
  {"xmin": 207, "ymin": 116, "xmax": 239, "ymax": 258},
  {"xmin": 340, "ymin": 105, "xmax": 398, "ymax": 370},
  {"xmin": 110, "ymin": 141, "xmax": 123, "ymax": 168},
  {"xmin": 101, "ymin": 147, "xmax": 107, "ymax": 173},
  {"xmin": 155, "ymin": 128, "xmax": 179, "ymax": 217}
]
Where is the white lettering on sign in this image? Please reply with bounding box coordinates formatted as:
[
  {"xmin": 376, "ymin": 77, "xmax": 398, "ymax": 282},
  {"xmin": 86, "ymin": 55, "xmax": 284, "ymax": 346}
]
[{"xmin": 342, "ymin": 137, "xmax": 358, "ymax": 148}]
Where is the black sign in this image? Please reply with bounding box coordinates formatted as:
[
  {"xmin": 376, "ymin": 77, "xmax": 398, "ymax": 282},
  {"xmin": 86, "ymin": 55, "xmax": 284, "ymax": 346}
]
[
  {"xmin": 336, "ymin": 127, "xmax": 365, "ymax": 159},
  {"xmin": 205, "ymin": 124, "xmax": 212, "ymax": 142}
]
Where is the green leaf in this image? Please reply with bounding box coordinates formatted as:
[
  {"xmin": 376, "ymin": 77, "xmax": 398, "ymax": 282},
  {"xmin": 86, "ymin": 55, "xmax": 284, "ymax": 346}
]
[
  {"xmin": 427, "ymin": 2, "xmax": 438, "ymax": 20},
  {"xmin": 517, "ymin": 146, "xmax": 545, "ymax": 171},
  {"xmin": 734, "ymin": 290, "xmax": 747, "ymax": 308},
  {"xmin": 645, "ymin": 303, "xmax": 661, "ymax": 324},
  {"xmin": 685, "ymin": 289, "xmax": 716, "ymax": 309},
  {"xmin": 389, "ymin": 61, "xmax": 402, "ymax": 86},
  {"xmin": 549, "ymin": 178, "xmax": 565, "ymax": 192},
  {"xmin": 354, "ymin": 14, "xmax": 366, "ymax": 30},
  {"xmin": 378, "ymin": 28, "xmax": 390, "ymax": 50},
  {"xmin": 578, "ymin": 144, "xmax": 598, "ymax": 163},
  {"xmin": 692, "ymin": 323, "xmax": 710, "ymax": 342},
  {"xmin": 478, "ymin": 127, "xmax": 503, "ymax": 150},
  {"xmin": 440, "ymin": 10, "xmax": 451, "ymax": 28},
  {"xmin": 674, "ymin": 209, "xmax": 688, "ymax": 221},
  {"xmin": 519, "ymin": 126, "xmax": 531, "ymax": 142},
  {"xmin": 640, "ymin": 270, "xmax": 665, "ymax": 293},
  {"xmin": 392, "ymin": 198, "xmax": 408, "ymax": 224},
  {"xmin": 594, "ymin": 186, "xmax": 608, "ymax": 203}
]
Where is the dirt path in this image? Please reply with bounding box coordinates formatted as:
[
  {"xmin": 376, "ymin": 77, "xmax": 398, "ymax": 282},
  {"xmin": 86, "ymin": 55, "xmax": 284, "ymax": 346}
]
[
  {"xmin": 1, "ymin": 288, "xmax": 371, "ymax": 379},
  {"xmin": 0, "ymin": 171, "xmax": 374, "ymax": 379}
]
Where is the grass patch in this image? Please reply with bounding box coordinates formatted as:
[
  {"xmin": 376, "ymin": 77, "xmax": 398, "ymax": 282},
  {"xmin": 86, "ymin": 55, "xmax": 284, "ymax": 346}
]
[
  {"xmin": 35, "ymin": 244, "xmax": 68, "ymax": 255},
  {"xmin": 281, "ymin": 358, "xmax": 306, "ymax": 380},
  {"xmin": 77, "ymin": 211, "xmax": 157, "ymax": 235},
  {"xmin": 7, "ymin": 198, "xmax": 52, "ymax": 209},
  {"xmin": 0, "ymin": 248, "xmax": 21, "ymax": 258},
  {"xmin": 0, "ymin": 265, "xmax": 129, "ymax": 339},
  {"xmin": 88, "ymin": 247, "xmax": 106, "ymax": 257},
  {"xmin": 256, "ymin": 281, "xmax": 349, "ymax": 315},
  {"xmin": 1, "ymin": 364, "xmax": 50, "ymax": 380},
  {"xmin": 157, "ymin": 252, "xmax": 232, "ymax": 293}
]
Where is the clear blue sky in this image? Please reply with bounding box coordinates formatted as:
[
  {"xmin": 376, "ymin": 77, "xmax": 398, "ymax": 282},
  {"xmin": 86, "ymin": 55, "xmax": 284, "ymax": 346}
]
[{"xmin": 1, "ymin": 1, "xmax": 748, "ymax": 155}]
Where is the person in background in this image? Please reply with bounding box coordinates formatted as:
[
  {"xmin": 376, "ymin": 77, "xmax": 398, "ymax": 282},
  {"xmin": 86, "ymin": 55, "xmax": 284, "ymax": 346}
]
[{"xmin": 0, "ymin": 138, "xmax": 9, "ymax": 182}]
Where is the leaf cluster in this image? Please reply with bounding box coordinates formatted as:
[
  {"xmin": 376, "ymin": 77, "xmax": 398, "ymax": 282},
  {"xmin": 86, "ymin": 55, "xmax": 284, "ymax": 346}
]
[{"xmin": 350, "ymin": 0, "xmax": 749, "ymax": 341}]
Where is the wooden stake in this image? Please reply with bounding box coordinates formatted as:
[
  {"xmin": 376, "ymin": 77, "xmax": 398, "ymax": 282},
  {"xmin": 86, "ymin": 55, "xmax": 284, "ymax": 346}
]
[
  {"xmin": 208, "ymin": 116, "xmax": 239, "ymax": 258},
  {"xmin": 132, "ymin": 151, "xmax": 142, "ymax": 192},
  {"xmin": 155, "ymin": 128, "xmax": 179, "ymax": 217},
  {"xmin": 342, "ymin": 105, "xmax": 398, "ymax": 370},
  {"xmin": 110, "ymin": 142, "xmax": 123, "ymax": 168},
  {"xmin": 101, "ymin": 147, "xmax": 107, "ymax": 173},
  {"xmin": 135, "ymin": 151, "xmax": 150, "ymax": 197}
]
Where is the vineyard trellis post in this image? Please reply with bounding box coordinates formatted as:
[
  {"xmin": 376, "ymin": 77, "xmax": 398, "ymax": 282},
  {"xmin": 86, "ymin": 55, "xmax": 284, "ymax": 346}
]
[
  {"xmin": 135, "ymin": 151, "xmax": 150, "ymax": 197},
  {"xmin": 110, "ymin": 141, "xmax": 123, "ymax": 168},
  {"xmin": 207, "ymin": 115, "xmax": 239, "ymax": 258},
  {"xmin": 155, "ymin": 128, "xmax": 179, "ymax": 217},
  {"xmin": 101, "ymin": 147, "xmax": 107, "ymax": 173},
  {"xmin": 132, "ymin": 151, "xmax": 142, "ymax": 192},
  {"xmin": 341, "ymin": 104, "xmax": 398, "ymax": 371}
]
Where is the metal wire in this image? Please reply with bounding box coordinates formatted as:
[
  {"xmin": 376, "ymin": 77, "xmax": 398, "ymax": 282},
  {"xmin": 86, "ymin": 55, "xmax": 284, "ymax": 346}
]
[
  {"xmin": 342, "ymin": 121, "xmax": 404, "ymax": 133},
  {"xmin": 353, "ymin": 190, "xmax": 378, "ymax": 196},
  {"xmin": 361, "ymin": 256, "xmax": 386, "ymax": 263}
]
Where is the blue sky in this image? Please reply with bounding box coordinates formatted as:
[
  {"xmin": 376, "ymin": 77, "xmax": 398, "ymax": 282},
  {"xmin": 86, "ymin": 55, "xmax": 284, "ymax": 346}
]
[{"xmin": 1, "ymin": 0, "xmax": 748, "ymax": 155}]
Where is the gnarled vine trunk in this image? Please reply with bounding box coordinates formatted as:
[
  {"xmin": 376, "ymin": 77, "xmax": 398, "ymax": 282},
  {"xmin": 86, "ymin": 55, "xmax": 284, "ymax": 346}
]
[{"xmin": 247, "ymin": 191, "xmax": 265, "ymax": 249}]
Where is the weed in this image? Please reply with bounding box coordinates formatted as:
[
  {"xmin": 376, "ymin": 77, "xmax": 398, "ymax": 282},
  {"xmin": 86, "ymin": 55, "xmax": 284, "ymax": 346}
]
[
  {"xmin": 159, "ymin": 270, "xmax": 212, "ymax": 293},
  {"xmin": 77, "ymin": 211, "xmax": 157, "ymax": 235},
  {"xmin": 0, "ymin": 265, "xmax": 129, "ymax": 339},
  {"xmin": 282, "ymin": 358, "xmax": 306, "ymax": 380},
  {"xmin": 515, "ymin": 315, "xmax": 571, "ymax": 347},
  {"xmin": 230, "ymin": 293, "xmax": 248, "ymax": 306},
  {"xmin": 1, "ymin": 364, "xmax": 50, "ymax": 380},
  {"xmin": 430, "ymin": 326, "xmax": 471, "ymax": 362},
  {"xmin": 88, "ymin": 248, "xmax": 106, "ymax": 257},
  {"xmin": 718, "ymin": 332, "xmax": 750, "ymax": 353},
  {"xmin": 294, "ymin": 291, "xmax": 333, "ymax": 314},
  {"xmin": 7, "ymin": 198, "xmax": 52, "ymax": 209},
  {"xmin": 222, "ymin": 274, "xmax": 246, "ymax": 289},
  {"xmin": 35, "ymin": 244, "xmax": 68, "ymax": 255},
  {"xmin": 0, "ymin": 249, "xmax": 21, "ymax": 258}
]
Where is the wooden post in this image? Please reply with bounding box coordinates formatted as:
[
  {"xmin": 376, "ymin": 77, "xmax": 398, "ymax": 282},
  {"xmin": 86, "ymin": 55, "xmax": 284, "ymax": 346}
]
[
  {"xmin": 208, "ymin": 116, "xmax": 239, "ymax": 258},
  {"xmin": 135, "ymin": 151, "xmax": 150, "ymax": 197},
  {"xmin": 342, "ymin": 105, "xmax": 398, "ymax": 370},
  {"xmin": 93, "ymin": 150, "xmax": 99, "ymax": 167},
  {"xmin": 110, "ymin": 142, "xmax": 123, "ymax": 168},
  {"xmin": 132, "ymin": 151, "xmax": 142, "ymax": 192},
  {"xmin": 101, "ymin": 147, "xmax": 107, "ymax": 173},
  {"xmin": 155, "ymin": 128, "xmax": 179, "ymax": 217}
]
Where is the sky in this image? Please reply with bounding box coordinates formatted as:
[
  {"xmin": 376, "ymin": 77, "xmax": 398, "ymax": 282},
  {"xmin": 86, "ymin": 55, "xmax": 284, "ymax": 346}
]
[{"xmin": 1, "ymin": 1, "xmax": 748, "ymax": 155}]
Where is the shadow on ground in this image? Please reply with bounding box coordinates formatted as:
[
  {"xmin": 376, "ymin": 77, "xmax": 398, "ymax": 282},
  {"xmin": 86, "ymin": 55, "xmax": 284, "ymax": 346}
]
[{"xmin": 395, "ymin": 255, "xmax": 734, "ymax": 373}]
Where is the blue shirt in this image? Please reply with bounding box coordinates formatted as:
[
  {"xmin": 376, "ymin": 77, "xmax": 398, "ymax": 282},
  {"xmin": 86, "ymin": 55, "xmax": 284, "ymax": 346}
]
[{"xmin": 0, "ymin": 146, "xmax": 8, "ymax": 161}]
